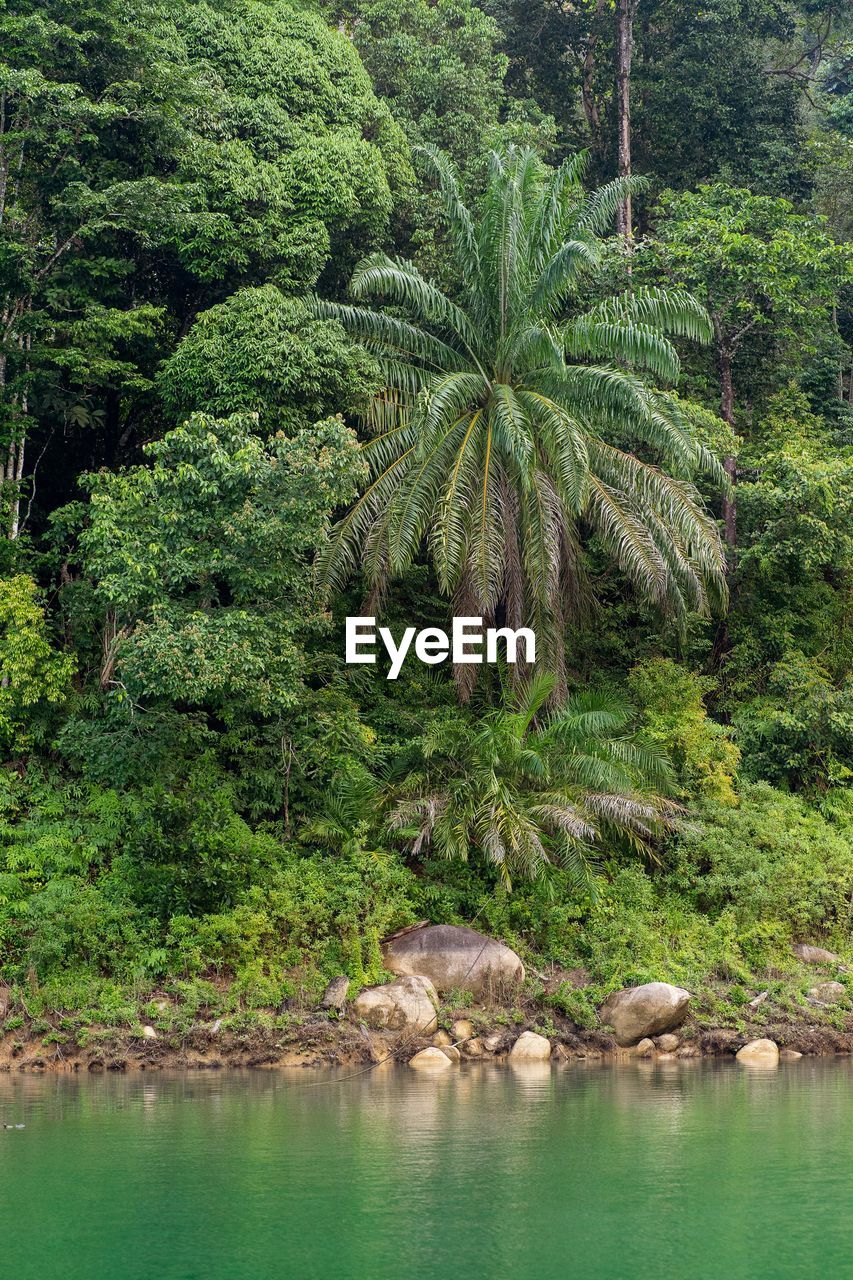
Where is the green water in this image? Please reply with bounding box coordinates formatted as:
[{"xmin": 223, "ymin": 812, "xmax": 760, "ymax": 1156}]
[{"xmin": 0, "ymin": 1060, "xmax": 851, "ymax": 1280}]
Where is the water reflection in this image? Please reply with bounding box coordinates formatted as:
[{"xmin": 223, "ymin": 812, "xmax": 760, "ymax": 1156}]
[{"xmin": 0, "ymin": 1060, "xmax": 850, "ymax": 1280}]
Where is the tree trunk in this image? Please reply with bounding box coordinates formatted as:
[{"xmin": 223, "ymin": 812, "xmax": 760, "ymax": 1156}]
[
  {"xmin": 615, "ymin": 0, "xmax": 634, "ymax": 239},
  {"xmin": 581, "ymin": 0, "xmax": 608, "ymax": 154},
  {"xmin": 718, "ymin": 349, "xmax": 737, "ymax": 551},
  {"xmin": 6, "ymin": 329, "xmax": 29, "ymax": 539}
]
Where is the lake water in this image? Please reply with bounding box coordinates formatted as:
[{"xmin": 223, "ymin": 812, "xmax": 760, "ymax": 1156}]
[{"xmin": 0, "ymin": 1060, "xmax": 850, "ymax": 1279}]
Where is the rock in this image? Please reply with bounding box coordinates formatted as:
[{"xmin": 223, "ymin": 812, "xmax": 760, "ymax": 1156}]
[
  {"xmin": 483, "ymin": 1035, "xmax": 503, "ymax": 1053},
  {"xmin": 352, "ymin": 976, "xmax": 438, "ymax": 1036},
  {"xmin": 321, "ymin": 976, "xmax": 350, "ymax": 1013},
  {"xmin": 793, "ymin": 944, "xmax": 839, "ymax": 965},
  {"xmin": 210, "ymin": 1019, "xmax": 222, "ymax": 1034},
  {"xmin": 808, "ymin": 982, "xmax": 847, "ymax": 1004},
  {"xmin": 598, "ymin": 983, "xmax": 691, "ymax": 1047},
  {"xmin": 509, "ymin": 1031, "xmax": 552, "ymax": 1062},
  {"xmin": 439, "ymin": 1045, "xmax": 461, "ymax": 1063},
  {"xmin": 747, "ymin": 990, "xmax": 769, "ymax": 1012},
  {"xmin": 736, "ymin": 1038, "xmax": 779, "ymax": 1064},
  {"xmin": 656, "ymin": 1033, "xmax": 679, "ymax": 1052},
  {"xmin": 779, "ymin": 1048, "xmax": 803, "ymax": 1060},
  {"xmin": 141, "ymin": 1026, "xmax": 158, "ymax": 1040},
  {"xmin": 451, "ymin": 1018, "xmax": 475, "ymax": 1042},
  {"xmin": 677, "ymin": 1044, "xmax": 700, "ymax": 1059},
  {"xmin": 432, "ymin": 1030, "xmax": 453, "ymax": 1048},
  {"xmin": 409, "ymin": 1047, "xmax": 454, "ymax": 1071},
  {"xmin": 634, "ymin": 1038, "xmax": 656, "ymax": 1057},
  {"xmin": 462, "ymin": 1037, "xmax": 484, "ymax": 1058},
  {"xmin": 382, "ymin": 923, "xmax": 524, "ymax": 997}
]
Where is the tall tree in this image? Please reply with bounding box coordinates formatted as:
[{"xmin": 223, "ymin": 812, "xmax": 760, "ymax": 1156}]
[
  {"xmin": 80, "ymin": 413, "xmax": 365, "ymax": 717},
  {"xmin": 614, "ymin": 0, "xmax": 635, "ymax": 238},
  {"xmin": 173, "ymin": 0, "xmax": 411, "ymax": 295},
  {"xmin": 643, "ymin": 184, "xmax": 851, "ymax": 550},
  {"xmin": 334, "ymin": 0, "xmax": 509, "ymax": 172},
  {"xmin": 0, "ymin": 0, "xmax": 193, "ymax": 544},
  {"xmin": 316, "ymin": 147, "xmax": 727, "ymax": 694}
]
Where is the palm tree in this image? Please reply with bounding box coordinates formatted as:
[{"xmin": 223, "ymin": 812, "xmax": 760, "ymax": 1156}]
[
  {"xmin": 387, "ymin": 673, "xmax": 679, "ymax": 891},
  {"xmin": 314, "ymin": 146, "xmax": 727, "ymax": 693}
]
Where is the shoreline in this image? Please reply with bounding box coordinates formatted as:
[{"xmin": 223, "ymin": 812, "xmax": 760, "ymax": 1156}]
[{"xmin": 3, "ymin": 1014, "xmax": 851, "ymax": 1075}]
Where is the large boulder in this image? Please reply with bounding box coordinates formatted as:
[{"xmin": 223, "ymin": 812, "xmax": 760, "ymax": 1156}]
[
  {"xmin": 793, "ymin": 943, "xmax": 839, "ymax": 965},
  {"xmin": 352, "ymin": 975, "xmax": 438, "ymax": 1036},
  {"xmin": 599, "ymin": 983, "xmax": 691, "ymax": 1047},
  {"xmin": 509, "ymin": 1031, "xmax": 552, "ymax": 1062},
  {"xmin": 382, "ymin": 924, "xmax": 524, "ymax": 996},
  {"xmin": 736, "ymin": 1038, "xmax": 779, "ymax": 1065},
  {"xmin": 409, "ymin": 1047, "xmax": 454, "ymax": 1071}
]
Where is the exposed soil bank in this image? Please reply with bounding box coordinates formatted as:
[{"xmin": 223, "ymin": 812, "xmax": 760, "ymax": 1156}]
[{"xmin": 3, "ymin": 1010, "xmax": 851, "ymax": 1074}]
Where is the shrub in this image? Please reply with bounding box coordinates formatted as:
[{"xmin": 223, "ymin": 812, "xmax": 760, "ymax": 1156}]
[
  {"xmin": 628, "ymin": 657, "xmax": 740, "ymax": 805},
  {"xmin": 0, "ymin": 576, "xmax": 75, "ymax": 754},
  {"xmin": 669, "ymin": 782, "xmax": 853, "ymax": 937}
]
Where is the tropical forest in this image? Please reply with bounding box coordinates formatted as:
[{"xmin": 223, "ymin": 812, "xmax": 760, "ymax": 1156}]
[{"xmin": 0, "ymin": 0, "xmax": 852, "ymax": 1066}]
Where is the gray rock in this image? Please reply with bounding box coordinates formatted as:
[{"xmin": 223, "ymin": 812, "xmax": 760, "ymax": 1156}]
[
  {"xmin": 598, "ymin": 982, "xmax": 691, "ymax": 1047},
  {"xmin": 779, "ymin": 1048, "xmax": 803, "ymax": 1060},
  {"xmin": 656, "ymin": 1033, "xmax": 679, "ymax": 1052},
  {"xmin": 409, "ymin": 1047, "xmax": 454, "ymax": 1071},
  {"xmin": 352, "ymin": 975, "xmax": 438, "ymax": 1036},
  {"xmin": 633, "ymin": 1038, "xmax": 656, "ymax": 1057},
  {"xmin": 321, "ymin": 976, "xmax": 350, "ymax": 1013},
  {"xmin": 808, "ymin": 981, "xmax": 847, "ymax": 1004},
  {"xmin": 450, "ymin": 1019, "xmax": 475, "ymax": 1042},
  {"xmin": 793, "ymin": 943, "xmax": 839, "ymax": 965},
  {"xmin": 736, "ymin": 1038, "xmax": 779, "ymax": 1065},
  {"xmin": 509, "ymin": 1031, "xmax": 552, "ymax": 1062},
  {"xmin": 382, "ymin": 923, "xmax": 524, "ymax": 997},
  {"xmin": 483, "ymin": 1035, "xmax": 504, "ymax": 1053},
  {"xmin": 141, "ymin": 1025, "xmax": 158, "ymax": 1040}
]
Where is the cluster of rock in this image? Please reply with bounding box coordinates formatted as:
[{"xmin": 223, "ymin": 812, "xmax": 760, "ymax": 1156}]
[
  {"xmin": 319, "ymin": 925, "xmax": 848, "ymax": 1071},
  {"xmin": 410, "ymin": 1028, "xmax": 552, "ymax": 1071}
]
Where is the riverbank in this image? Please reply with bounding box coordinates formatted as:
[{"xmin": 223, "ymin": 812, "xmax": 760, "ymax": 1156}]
[{"xmin": 3, "ymin": 999, "xmax": 851, "ymax": 1074}]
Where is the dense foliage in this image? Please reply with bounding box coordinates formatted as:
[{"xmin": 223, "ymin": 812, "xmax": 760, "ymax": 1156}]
[{"xmin": 0, "ymin": 0, "xmax": 850, "ymax": 1027}]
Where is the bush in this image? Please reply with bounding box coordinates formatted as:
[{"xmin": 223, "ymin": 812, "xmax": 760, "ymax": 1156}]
[
  {"xmin": 166, "ymin": 845, "xmax": 417, "ymax": 993},
  {"xmin": 628, "ymin": 657, "xmax": 740, "ymax": 804},
  {"xmin": 0, "ymin": 575, "xmax": 75, "ymax": 754},
  {"xmin": 669, "ymin": 782, "xmax": 853, "ymax": 938}
]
